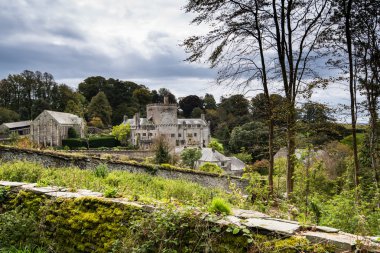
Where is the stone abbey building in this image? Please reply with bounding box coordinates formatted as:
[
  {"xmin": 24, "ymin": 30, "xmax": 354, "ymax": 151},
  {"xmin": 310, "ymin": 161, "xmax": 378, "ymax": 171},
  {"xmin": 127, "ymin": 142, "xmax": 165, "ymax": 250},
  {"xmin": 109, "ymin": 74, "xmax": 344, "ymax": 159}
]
[
  {"xmin": 30, "ymin": 110, "xmax": 86, "ymax": 147},
  {"xmin": 123, "ymin": 97, "xmax": 211, "ymax": 149}
]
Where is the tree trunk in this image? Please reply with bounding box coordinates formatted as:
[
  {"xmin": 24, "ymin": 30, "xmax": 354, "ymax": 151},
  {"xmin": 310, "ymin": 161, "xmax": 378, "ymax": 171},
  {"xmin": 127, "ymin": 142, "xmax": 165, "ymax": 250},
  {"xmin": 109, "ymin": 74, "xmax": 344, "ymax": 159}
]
[
  {"xmin": 286, "ymin": 106, "xmax": 296, "ymax": 196},
  {"xmin": 254, "ymin": 0, "xmax": 274, "ymax": 196},
  {"xmin": 345, "ymin": 0, "xmax": 360, "ymax": 188},
  {"xmin": 268, "ymin": 117, "xmax": 274, "ymax": 195},
  {"xmin": 369, "ymin": 108, "xmax": 380, "ymax": 189}
]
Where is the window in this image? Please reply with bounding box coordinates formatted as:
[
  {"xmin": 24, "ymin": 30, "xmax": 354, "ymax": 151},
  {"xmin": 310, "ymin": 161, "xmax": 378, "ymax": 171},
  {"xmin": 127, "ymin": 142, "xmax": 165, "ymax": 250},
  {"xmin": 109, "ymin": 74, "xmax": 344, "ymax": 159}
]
[
  {"xmin": 171, "ymin": 134, "xmax": 175, "ymax": 138},
  {"xmin": 187, "ymin": 133, "xmax": 193, "ymax": 137},
  {"xmin": 142, "ymin": 133, "xmax": 146, "ymax": 136},
  {"xmin": 149, "ymin": 133, "xmax": 153, "ymax": 136},
  {"xmin": 197, "ymin": 124, "xmax": 200, "ymax": 128},
  {"xmin": 178, "ymin": 133, "xmax": 182, "ymax": 138},
  {"xmin": 194, "ymin": 133, "xmax": 197, "ymax": 137}
]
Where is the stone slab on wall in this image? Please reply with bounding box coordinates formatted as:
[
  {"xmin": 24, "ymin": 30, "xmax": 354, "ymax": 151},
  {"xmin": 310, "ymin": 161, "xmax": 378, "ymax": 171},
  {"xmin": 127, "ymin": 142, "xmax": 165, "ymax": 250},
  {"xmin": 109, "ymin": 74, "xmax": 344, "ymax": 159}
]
[
  {"xmin": 1, "ymin": 180, "xmax": 379, "ymax": 252},
  {"xmin": 0, "ymin": 146, "xmax": 247, "ymax": 192},
  {"xmin": 68, "ymin": 150, "xmax": 155, "ymax": 160}
]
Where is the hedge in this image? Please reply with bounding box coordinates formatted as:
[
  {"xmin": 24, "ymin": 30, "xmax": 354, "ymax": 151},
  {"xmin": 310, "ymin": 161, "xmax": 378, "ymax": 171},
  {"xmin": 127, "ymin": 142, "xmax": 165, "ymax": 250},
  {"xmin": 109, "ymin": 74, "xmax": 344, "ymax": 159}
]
[
  {"xmin": 62, "ymin": 138, "xmax": 87, "ymax": 149},
  {"xmin": 89, "ymin": 136, "xmax": 120, "ymax": 148},
  {"xmin": 62, "ymin": 136, "xmax": 120, "ymax": 149}
]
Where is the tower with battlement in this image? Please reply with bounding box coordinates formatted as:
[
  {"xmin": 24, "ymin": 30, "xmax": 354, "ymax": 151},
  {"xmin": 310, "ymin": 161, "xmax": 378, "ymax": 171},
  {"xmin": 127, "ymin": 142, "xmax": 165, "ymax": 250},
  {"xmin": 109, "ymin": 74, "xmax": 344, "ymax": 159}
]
[{"xmin": 123, "ymin": 96, "xmax": 210, "ymax": 150}]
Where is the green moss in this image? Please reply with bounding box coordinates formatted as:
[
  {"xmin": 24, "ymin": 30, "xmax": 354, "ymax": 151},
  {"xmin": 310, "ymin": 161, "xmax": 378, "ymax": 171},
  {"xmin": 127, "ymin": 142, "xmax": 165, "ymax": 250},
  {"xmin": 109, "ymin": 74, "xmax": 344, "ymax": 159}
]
[{"xmin": 0, "ymin": 189, "xmax": 333, "ymax": 253}]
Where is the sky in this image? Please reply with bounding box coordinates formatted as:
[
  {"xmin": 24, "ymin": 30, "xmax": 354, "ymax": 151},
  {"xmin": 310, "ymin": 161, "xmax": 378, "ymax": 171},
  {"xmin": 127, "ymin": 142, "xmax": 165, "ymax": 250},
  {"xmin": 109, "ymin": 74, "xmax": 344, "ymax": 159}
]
[
  {"xmin": 0, "ymin": 0, "xmax": 221, "ymax": 96},
  {"xmin": 0, "ymin": 0, "xmax": 366, "ymax": 122}
]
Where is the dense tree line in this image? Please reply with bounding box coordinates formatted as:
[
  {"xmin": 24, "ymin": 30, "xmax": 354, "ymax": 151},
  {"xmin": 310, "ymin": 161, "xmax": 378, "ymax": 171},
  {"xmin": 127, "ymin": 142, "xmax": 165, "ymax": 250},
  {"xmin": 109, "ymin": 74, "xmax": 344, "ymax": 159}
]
[
  {"xmin": 0, "ymin": 69, "xmax": 346, "ymax": 158},
  {"xmin": 0, "ymin": 72, "xmax": 178, "ymax": 127},
  {"xmin": 0, "ymin": 70, "xmax": 74, "ymax": 120}
]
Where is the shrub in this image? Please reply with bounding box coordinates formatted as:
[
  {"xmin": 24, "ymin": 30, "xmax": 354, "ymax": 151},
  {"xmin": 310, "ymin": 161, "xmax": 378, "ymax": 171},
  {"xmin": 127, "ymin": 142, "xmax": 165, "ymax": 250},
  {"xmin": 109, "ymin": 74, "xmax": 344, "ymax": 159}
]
[
  {"xmin": 67, "ymin": 127, "xmax": 78, "ymax": 138},
  {"xmin": 104, "ymin": 187, "xmax": 118, "ymax": 198},
  {"xmin": 15, "ymin": 136, "xmax": 34, "ymax": 149},
  {"xmin": 199, "ymin": 162, "xmax": 223, "ymax": 174},
  {"xmin": 208, "ymin": 197, "xmax": 232, "ymax": 215},
  {"xmin": 88, "ymin": 116, "xmax": 104, "ymax": 128},
  {"xmin": 93, "ymin": 163, "xmax": 109, "ymax": 178},
  {"xmin": 105, "ymin": 174, "xmax": 121, "ymax": 187},
  {"xmin": 0, "ymin": 186, "xmax": 9, "ymax": 203},
  {"xmin": 112, "ymin": 123, "xmax": 130, "ymax": 146},
  {"xmin": 181, "ymin": 148, "xmax": 202, "ymax": 169},
  {"xmin": 153, "ymin": 136, "xmax": 171, "ymax": 164},
  {"xmin": 340, "ymin": 133, "xmax": 365, "ymax": 148},
  {"xmin": 0, "ymin": 210, "xmax": 41, "ymax": 249},
  {"xmin": 208, "ymin": 138, "xmax": 224, "ymax": 154},
  {"xmin": 247, "ymin": 160, "xmax": 270, "ymax": 175},
  {"xmin": 233, "ymin": 152, "xmax": 252, "ymax": 164}
]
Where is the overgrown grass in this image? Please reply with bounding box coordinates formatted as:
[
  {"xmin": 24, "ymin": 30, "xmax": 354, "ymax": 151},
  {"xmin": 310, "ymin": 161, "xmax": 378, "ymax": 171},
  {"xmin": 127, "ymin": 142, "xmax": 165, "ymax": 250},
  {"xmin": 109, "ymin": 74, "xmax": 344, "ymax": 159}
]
[
  {"xmin": 208, "ymin": 197, "xmax": 232, "ymax": 215},
  {"xmin": 0, "ymin": 161, "xmax": 243, "ymax": 208}
]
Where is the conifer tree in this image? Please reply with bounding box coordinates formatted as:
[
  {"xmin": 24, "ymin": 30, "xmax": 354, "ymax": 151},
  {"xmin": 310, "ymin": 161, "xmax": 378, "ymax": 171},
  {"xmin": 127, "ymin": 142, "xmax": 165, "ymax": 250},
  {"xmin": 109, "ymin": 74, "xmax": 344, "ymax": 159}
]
[{"xmin": 88, "ymin": 91, "xmax": 112, "ymax": 127}]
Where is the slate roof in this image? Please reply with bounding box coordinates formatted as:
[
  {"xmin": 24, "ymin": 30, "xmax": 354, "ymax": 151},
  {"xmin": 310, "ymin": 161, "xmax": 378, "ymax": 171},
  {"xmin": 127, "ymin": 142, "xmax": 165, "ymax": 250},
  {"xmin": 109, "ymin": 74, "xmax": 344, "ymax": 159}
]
[
  {"xmin": 1, "ymin": 120, "xmax": 31, "ymax": 129},
  {"xmin": 230, "ymin": 157, "xmax": 246, "ymax": 171},
  {"xmin": 124, "ymin": 118, "xmax": 207, "ymax": 126},
  {"xmin": 45, "ymin": 110, "xmax": 83, "ymax": 125},
  {"xmin": 177, "ymin": 119, "xmax": 207, "ymax": 125},
  {"xmin": 198, "ymin": 148, "xmax": 230, "ymax": 162},
  {"xmin": 124, "ymin": 118, "xmax": 153, "ymax": 126}
]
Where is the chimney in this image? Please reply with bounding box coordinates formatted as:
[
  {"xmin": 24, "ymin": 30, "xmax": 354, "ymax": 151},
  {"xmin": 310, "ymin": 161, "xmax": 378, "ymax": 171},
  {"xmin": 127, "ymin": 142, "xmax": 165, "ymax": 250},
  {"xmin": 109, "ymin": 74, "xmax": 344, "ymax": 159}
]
[
  {"xmin": 123, "ymin": 115, "xmax": 128, "ymax": 122},
  {"xmin": 201, "ymin": 113, "xmax": 205, "ymax": 121},
  {"xmin": 164, "ymin": 96, "xmax": 169, "ymax": 105},
  {"xmin": 134, "ymin": 113, "xmax": 140, "ymax": 128}
]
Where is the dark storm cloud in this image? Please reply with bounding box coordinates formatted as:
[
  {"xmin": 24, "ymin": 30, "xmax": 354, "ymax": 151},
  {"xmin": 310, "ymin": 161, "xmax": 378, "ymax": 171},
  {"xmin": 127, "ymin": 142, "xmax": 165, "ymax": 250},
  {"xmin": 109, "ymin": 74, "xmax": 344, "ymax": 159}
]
[
  {"xmin": 0, "ymin": 0, "xmax": 215, "ymax": 85},
  {"xmin": 0, "ymin": 38, "xmax": 214, "ymax": 82},
  {"xmin": 0, "ymin": 42, "xmax": 108, "ymax": 78}
]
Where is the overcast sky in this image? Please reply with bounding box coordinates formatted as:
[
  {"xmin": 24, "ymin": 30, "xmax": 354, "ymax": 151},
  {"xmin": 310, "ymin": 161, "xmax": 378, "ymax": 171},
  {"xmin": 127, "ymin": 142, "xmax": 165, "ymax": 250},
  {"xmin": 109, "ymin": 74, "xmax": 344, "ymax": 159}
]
[{"xmin": 0, "ymin": 0, "xmax": 364, "ymax": 121}]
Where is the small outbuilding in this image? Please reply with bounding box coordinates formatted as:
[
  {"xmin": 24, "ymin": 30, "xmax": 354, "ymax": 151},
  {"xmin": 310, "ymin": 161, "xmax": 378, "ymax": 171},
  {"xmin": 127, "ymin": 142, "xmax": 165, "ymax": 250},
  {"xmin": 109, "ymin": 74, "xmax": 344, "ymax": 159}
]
[
  {"xmin": 0, "ymin": 120, "xmax": 31, "ymax": 138},
  {"xmin": 30, "ymin": 110, "xmax": 86, "ymax": 147},
  {"xmin": 195, "ymin": 148, "xmax": 245, "ymax": 176}
]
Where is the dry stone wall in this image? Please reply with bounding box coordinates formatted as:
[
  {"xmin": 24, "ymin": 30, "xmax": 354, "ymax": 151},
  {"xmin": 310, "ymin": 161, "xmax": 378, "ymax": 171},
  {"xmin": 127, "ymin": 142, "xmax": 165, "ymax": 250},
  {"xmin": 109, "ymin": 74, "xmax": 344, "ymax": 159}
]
[
  {"xmin": 1, "ymin": 180, "xmax": 379, "ymax": 253},
  {"xmin": 68, "ymin": 149, "xmax": 155, "ymax": 160},
  {"xmin": 0, "ymin": 146, "xmax": 247, "ymax": 191}
]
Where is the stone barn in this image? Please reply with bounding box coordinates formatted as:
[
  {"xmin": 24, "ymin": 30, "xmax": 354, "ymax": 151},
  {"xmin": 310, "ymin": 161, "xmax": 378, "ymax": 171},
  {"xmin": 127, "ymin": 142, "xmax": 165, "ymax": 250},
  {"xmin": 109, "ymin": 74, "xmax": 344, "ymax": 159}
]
[{"xmin": 30, "ymin": 110, "xmax": 86, "ymax": 147}]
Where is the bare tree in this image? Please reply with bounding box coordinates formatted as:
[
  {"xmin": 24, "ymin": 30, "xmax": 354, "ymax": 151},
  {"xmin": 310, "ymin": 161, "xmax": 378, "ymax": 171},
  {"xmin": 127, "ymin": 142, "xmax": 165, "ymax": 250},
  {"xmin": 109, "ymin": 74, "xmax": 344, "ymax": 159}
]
[
  {"xmin": 344, "ymin": 0, "xmax": 360, "ymax": 188},
  {"xmin": 184, "ymin": 0, "xmax": 331, "ymax": 197},
  {"xmin": 353, "ymin": 0, "xmax": 380, "ymax": 191},
  {"xmin": 183, "ymin": 0, "xmax": 276, "ymax": 194},
  {"xmin": 269, "ymin": 0, "xmax": 331, "ymax": 196}
]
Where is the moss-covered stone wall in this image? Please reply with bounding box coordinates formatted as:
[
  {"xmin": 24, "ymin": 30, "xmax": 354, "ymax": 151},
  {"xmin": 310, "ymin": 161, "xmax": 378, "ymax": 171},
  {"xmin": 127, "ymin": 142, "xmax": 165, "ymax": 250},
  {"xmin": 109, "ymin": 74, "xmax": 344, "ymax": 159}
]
[
  {"xmin": 0, "ymin": 185, "xmax": 335, "ymax": 253},
  {"xmin": 0, "ymin": 145, "xmax": 248, "ymax": 191}
]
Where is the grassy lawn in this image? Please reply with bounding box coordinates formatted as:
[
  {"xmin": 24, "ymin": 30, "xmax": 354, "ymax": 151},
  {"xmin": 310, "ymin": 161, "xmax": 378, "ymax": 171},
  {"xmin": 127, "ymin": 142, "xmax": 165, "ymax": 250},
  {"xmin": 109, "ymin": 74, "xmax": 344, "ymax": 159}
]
[{"xmin": 0, "ymin": 160, "xmax": 244, "ymax": 209}]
